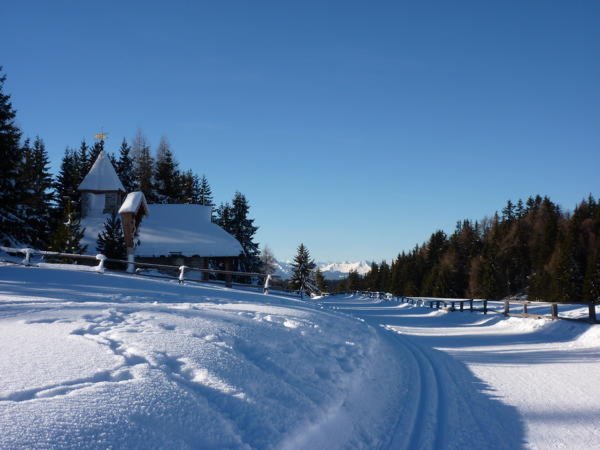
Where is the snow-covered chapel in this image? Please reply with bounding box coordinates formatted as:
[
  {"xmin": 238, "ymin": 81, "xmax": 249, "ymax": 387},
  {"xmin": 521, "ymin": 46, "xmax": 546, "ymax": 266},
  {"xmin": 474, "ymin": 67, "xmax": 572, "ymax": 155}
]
[{"xmin": 79, "ymin": 151, "xmax": 243, "ymax": 271}]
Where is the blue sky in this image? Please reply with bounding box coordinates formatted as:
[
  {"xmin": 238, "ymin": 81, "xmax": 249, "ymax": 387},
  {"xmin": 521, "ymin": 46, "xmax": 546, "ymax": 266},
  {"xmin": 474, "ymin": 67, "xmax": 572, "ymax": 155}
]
[{"xmin": 1, "ymin": 0, "xmax": 599, "ymax": 262}]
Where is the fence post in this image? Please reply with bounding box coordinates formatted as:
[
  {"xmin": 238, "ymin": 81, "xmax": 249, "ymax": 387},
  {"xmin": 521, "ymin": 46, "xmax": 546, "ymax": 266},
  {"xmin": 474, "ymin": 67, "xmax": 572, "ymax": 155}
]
[
  {"xmin": 22, "ymin": 248, "xmax": 33, "ymax": 266},
  {"xmin": 589, "ymin": 303, "xmax": 597, "ymax": 324},
  {"xmin": 551, "ymin": 303, "xmax": 558, "ymax": 320},
  {"xmin": 523, "ymin": 303, "xmax": 528, "ymax": 317},
  {"xmin": 263, "ymin": 274, "xmax": 271, "ymax": 295},
  {"xmin": 483, "ymin": 300, "xmax": 488, "ymax": 314},
  {"xmin": 126, "ymin": 249, "xmax": 135, "ymax": 274},
  {"xmin": 96, "ymin": 254, "xmax": 107, "ymax": 273},
  {"xmin": 469, "ymin": 299, "xmax": 473, "ymax": 312},
  {"xmin": 504, "ymin": 301, "xmax": 510, "ymax": 316},
  {"xmin": 460, "ymin": 301, "xmax": 464, "ymax": 312},
  {"xmin": 178, "ymin": 265, "xmax": 186, "ymax": 285}
]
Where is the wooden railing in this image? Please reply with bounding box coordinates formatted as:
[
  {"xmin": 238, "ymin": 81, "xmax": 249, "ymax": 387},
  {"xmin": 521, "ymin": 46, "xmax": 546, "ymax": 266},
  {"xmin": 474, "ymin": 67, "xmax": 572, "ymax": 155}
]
[
  {"xmin": 0, "ymin": 246, "xmax": 297, "ymax": 296},
  {"xmin": 397, "ymin": 296, "xmax": 598, "ymax": 324},
  {"xmin": 329, "ymin": 291, "xmax": 598, "ymax": 324}
]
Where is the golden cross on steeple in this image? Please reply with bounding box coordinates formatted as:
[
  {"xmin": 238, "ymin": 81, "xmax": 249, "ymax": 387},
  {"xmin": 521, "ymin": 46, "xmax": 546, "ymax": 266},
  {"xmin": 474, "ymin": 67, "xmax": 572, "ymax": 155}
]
[{"xmin": 94, "ymin": 128, "xmax": 108, "ymax": 141}]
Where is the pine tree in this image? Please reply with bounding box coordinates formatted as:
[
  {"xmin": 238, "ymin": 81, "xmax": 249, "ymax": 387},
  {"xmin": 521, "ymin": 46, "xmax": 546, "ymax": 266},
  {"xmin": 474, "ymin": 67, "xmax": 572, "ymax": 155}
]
[
  {"xmin": 54, "ymin": 148, "xmax": 81, "ymax": 216},
  {"xmin": 96, "ymin": 211, "xmax": 126, "ymax": 269},
  {"xmin": 315, "ymin": 268, "xmax": 327, "ymax": 292},
  {"xmin": 198, "ymin": 175, "xmax": 215, "ymax": 208},
  {"xmin": 76, "ymin": 140, "xmax": 90, "ymax": 179},
  {"xmin": 0, "ymin": 67, "xmax": 24, "ymax": 246},
  {"xmin": 116, "ymin": 138, "xmax": 135, "ymax": 192},
  {"xmin": 18, "ymin": 137, "xmax": 54, "ymax": 248},
  {"xmin": 48, "ymin": 201, "xmax": 87, "ymax": 255},
  {"xmin": 154, "ymin": 136, "xmax": 180, "ymax": 203},
  {"xmin": 177, "ymin": 170, "xmax": 200, "ymax": 204},
  {"xmin": 131, "ymin": 130, "xmax": 155, "ymax": 202},
  {"xmin": 88, "ymin": 139, "xmax": 104, "ymax": 169},
  {"xmin": 229, "ymin": 192, "xmax": 260, "ymax": 271},
  {"xmin": 215, "ymin": 202, "xmax": 233, "ymax": 232},
  {"xmin": 345, "ymin": 269, "xmax": 362, "ymax": 292},
  {"xmin": 289, "ymin": 243, "xmax": 316, "ymax": 295}
]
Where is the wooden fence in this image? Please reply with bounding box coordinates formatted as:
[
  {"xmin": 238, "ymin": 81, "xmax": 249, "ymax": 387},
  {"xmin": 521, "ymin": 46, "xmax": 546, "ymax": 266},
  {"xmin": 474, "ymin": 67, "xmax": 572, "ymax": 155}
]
[
  {"xmin": 0, "ymin": 246, "xmax": 296, "ymax": 296},
  {"xmin": 333, "ymin": 291, "xmax": 598, "ymax": 324}
]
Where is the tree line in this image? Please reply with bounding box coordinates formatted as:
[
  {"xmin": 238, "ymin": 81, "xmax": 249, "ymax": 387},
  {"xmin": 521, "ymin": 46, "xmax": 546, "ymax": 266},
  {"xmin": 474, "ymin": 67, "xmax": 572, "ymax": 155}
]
[
  {"xmin": 337, "ymin": 196, "xmax": 600, "ymax": 302},
  {"xmin": 0, "ymin": 67, "xmax": 261, "ymax": 272}
]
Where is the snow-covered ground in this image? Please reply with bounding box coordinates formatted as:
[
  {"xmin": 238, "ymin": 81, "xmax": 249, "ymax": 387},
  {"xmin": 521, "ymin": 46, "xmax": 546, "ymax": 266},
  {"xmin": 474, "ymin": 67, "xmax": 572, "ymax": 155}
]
[
  {"xmin": 1, "ymin": 263, "xmax": 599, "ymax": 449},
  {"xmin": 0, "ymin": 264, "xmax": 402, "ymax": 449},
  {"xmin": 322, "ymin": 295, "xmax": 600, "ymax": 449}
]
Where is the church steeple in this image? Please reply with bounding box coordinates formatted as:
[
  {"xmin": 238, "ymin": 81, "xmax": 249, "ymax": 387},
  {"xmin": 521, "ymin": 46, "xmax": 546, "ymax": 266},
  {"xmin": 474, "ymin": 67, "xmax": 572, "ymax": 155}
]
[{"xmin": 78, "ymin": 151, "xmax": 125, "ymax": 217}]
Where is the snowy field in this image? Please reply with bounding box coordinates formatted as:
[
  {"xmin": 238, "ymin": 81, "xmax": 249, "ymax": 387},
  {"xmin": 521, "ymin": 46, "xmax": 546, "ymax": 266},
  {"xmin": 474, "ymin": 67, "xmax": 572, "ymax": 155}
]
[{"xmin": 0, "ymin": 264, "xmax": 599, "ymax": 449}]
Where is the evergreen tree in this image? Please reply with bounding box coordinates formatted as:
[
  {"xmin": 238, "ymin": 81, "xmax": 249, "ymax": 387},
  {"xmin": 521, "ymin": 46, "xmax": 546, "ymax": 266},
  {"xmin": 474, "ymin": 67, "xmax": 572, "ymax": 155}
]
[
  {"xmin": 315, "ymin": 268, "xmax": 327, "ymax": 292},
  {"xmin": 198, "ymin": 175, "xmax": 215, "ymax": 208},
  {"xmin": 345, "ymin": 269, "xmax": 362, "ymax": 292},
  {"xmin": 116, "ymin": 138, "xmax": 135, "ymax": 192},
  {"xmin": 154, "ymin": 136, "xmax": 180, "ymax": 203},
  {"xmin": 96, "ymin": 211, "xmax": 126, "ymax": 268},
  {"xmin": 18, "ymin": 137, "xmax": 54, "ymax": 248},
  {"xmin": 48, "ymin": 201, "xmax": 87, "ymax": 255},
  {"xmin": 229, "ymin": 192, "xmax": 260, "ymax": 271},
  {"xmin": 215, "ymin": 202, "xmax": 233, "ymax": 231},
  {"xmin": 178, "ymin": 170, "xmax": 200, "ymax": 204},
  {"xmin": 289, "ymin": 243, "xmax": 316, "ymax": 295},
  {"xmin": 0, "ymin": 67, "xmax": 24, "ymax": 246},
  {"xmin": 54, "ymin": 148, "xmax": 81, "ymax": 216},
  {"xmin": 131, "ymin": 130, "xmax": 155, "ymax": 202},
  {"xmin": 88, "ymin": 139, "xmax": 104, "ymax": 169},
  {"xmin": 76, "ymin": 140, "xmax": 90, "ymax": 179}
]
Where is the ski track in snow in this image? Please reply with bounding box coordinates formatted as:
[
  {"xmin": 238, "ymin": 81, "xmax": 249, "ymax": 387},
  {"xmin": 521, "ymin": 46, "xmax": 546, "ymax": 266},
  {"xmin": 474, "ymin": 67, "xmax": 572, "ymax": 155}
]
[{"xmin": 319, "ymin": 295, "xmax": 600, "ymax": 450}]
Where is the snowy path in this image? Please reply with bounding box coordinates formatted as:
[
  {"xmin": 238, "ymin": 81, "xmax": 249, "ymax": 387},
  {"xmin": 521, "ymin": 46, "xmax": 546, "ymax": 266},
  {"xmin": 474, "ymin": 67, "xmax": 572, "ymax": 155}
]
[{"xmin": 320, "ymin": 295, "xmax": 600, "ymax": 449}]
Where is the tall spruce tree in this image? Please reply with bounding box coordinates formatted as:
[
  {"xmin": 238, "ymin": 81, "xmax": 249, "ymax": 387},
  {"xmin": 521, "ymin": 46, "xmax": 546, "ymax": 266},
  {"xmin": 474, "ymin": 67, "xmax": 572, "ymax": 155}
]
[
  {"xmin": 48, "ymin": 200, "xmax": 87, "ymax": 255},
  {"xmin": 178, "ymin": 170, "xmax": 200, "ymax": 204},
  {"xmin": 54, "ymin": 148, "xmax": 81, "ymax": 216},
  {"xmin": 289, "ymin": 243, "xmax": 316, "ymax": 295},
  {"xmin": 116, "ymin": 138, "xmax": 135, "ymax": 192},
  {"xmin": 131, "ymin": 130, "xmax": 155, "ymax": 202},
  {"xmin": 76, "ymin": 140, "xmax": 90, "ymax": 179},
  {"xmin": 18, "ymin": 137, "xmax": 54, "ymax": 248},
  {"xmin": 96, "ymin": 211, "xmax": 126, "ymax": 268},
  {"xmin": 154, "ymin": 136, "xmax": 180, "ymax": 203},
  {"xmin": 198, "ymin": 175, "xmax": 215, "ymax": 208},
  {"xmin": 215, "ymin": 202, "xmax": 233, "ymax": 232},
  {"xmin": 229, "ymin": 192, "xmax": 260, "ymax": 271},
  {"xmin": 88, "ymin": 139, "xmax": 104, "ymax": 168},
  {"xmin": 0, "ymin": 68, "xmax": 24, "ymax": 246},
  {"xmin": 315, "ymin": 268, "xmax": 327, "ymax": 292}
]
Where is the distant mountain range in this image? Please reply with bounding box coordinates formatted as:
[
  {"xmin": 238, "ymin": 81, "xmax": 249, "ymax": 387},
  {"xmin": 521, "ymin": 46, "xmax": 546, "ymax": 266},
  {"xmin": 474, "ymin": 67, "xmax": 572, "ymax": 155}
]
[{"xmin": 274, "ymin": 260, "xmax": 371, "ymax": 280}]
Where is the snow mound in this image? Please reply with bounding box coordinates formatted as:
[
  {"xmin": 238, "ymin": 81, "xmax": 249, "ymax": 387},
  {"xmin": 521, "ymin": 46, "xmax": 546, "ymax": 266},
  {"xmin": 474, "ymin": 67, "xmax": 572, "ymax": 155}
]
[{"xmin": 0, "ymin": 266, "xmax": 405, "ymax": 449}]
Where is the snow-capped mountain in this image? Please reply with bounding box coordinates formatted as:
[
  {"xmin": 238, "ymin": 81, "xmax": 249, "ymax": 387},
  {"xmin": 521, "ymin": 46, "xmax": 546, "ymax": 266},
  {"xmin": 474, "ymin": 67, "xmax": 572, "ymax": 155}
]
[
  {"xmin": 318, "ymin": 261, "xmax": 372, "ymax": 280},
  {"xmin": 274, "ymin": 260, "xmax": 371, "ymax": 280}
]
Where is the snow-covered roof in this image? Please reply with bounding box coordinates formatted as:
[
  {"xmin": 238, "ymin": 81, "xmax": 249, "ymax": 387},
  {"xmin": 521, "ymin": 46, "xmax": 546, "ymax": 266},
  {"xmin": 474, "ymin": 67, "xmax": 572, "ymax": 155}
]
[
  {"xmin": 78, "ymin": 151, "xmax": 125, "ymax": 192},
  {"xmin": 136, "ymin": 204, "xmax": 242, "ymax": 257},
  {"xmin": 119, "ymin": 192, "xmax": 148, "ymax": 215},
  {"xmin": 81, "ymin": 204, "xmax": 242, "ymax": 258}
]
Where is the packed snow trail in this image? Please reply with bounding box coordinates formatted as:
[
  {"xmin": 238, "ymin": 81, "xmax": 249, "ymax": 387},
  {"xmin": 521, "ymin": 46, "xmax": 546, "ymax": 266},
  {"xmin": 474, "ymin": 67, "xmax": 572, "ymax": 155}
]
[
  {"xmin": 319, "ymin": 296, "xmax": 526, "ymax": 450},
  {"xmin": 320, "ymin": 294, "xmax": 600, "ymax": 449}
]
